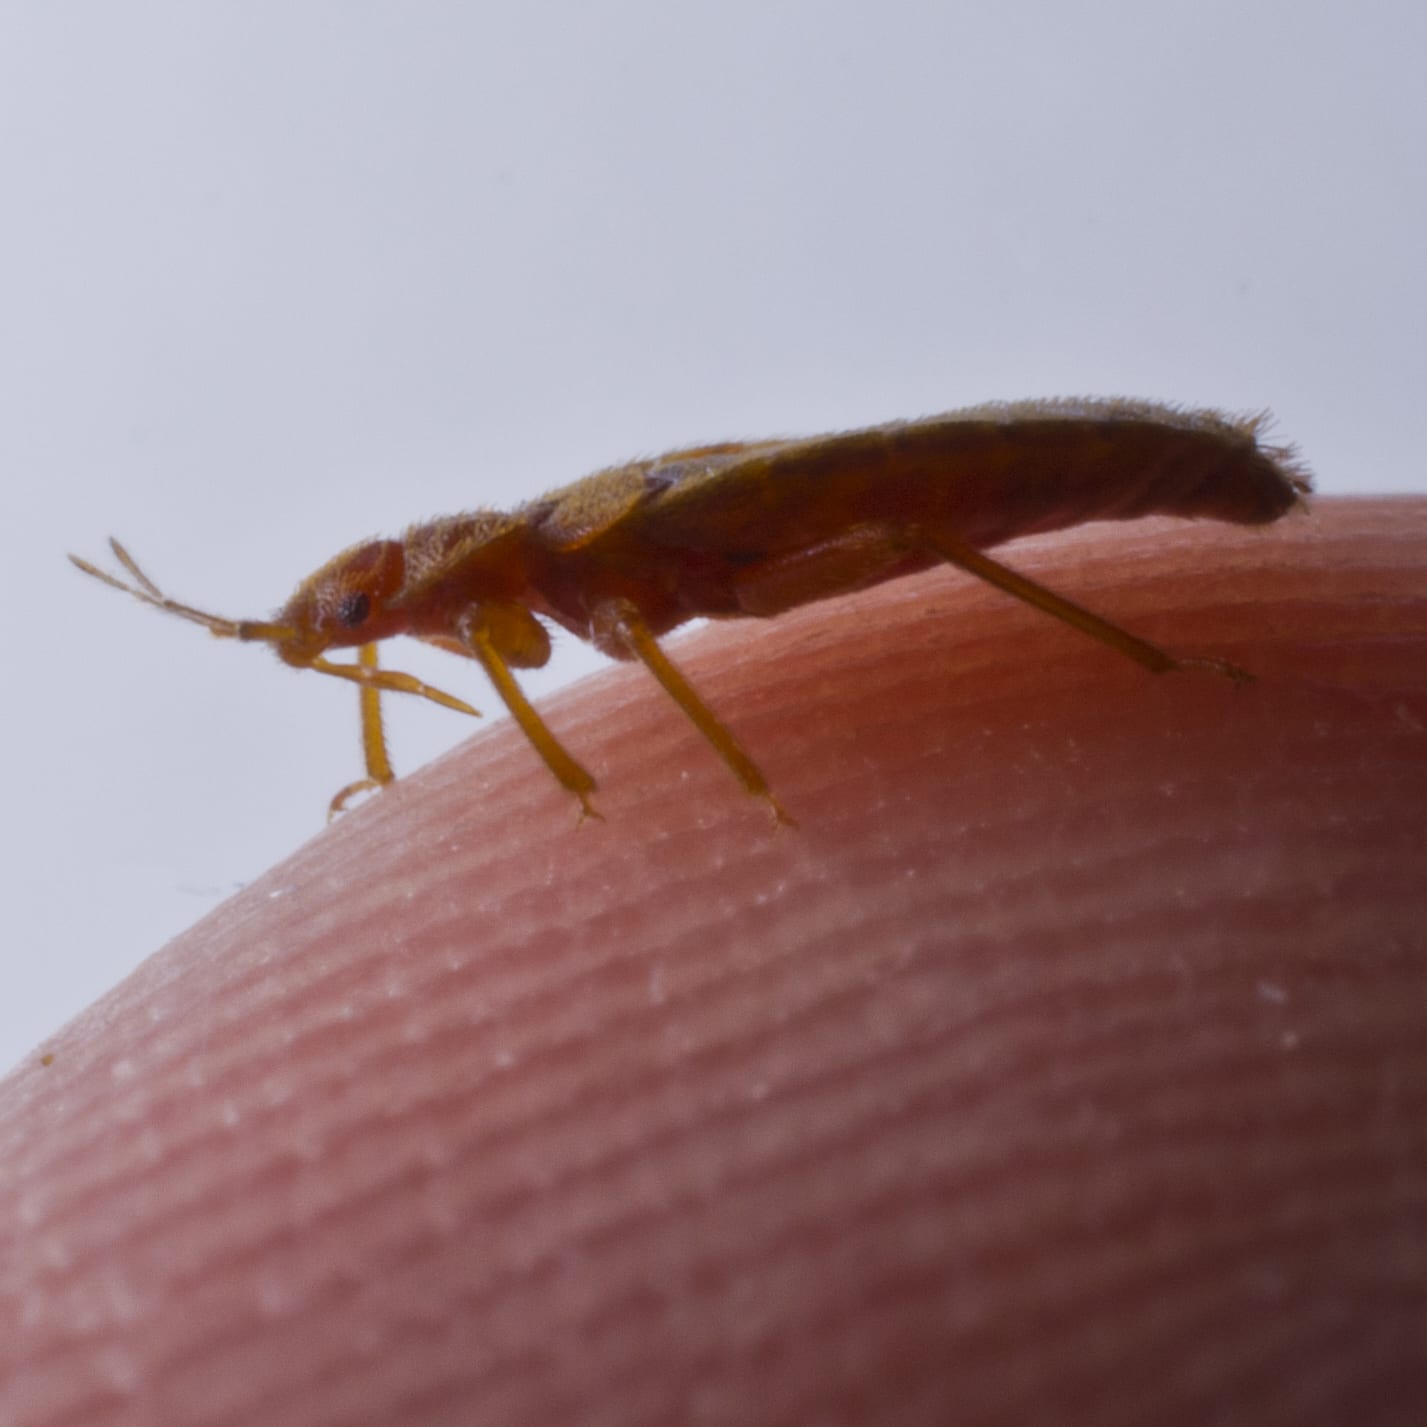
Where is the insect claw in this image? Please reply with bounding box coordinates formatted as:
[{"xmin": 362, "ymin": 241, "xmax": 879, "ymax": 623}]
[
  {"xmin": 766, "ymin": 794, "xmax": 797, "ymax": 829},
  {"xmin": 1176, "ymin": 655, "xmax": 1257, "ymax": 687},
  {"xmin": 328, "ymin": 777, "xmax": 387, "ymax": 820}
]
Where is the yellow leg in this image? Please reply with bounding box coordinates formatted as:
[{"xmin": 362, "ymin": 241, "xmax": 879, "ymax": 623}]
[
  {"xmin": 328, "ymin": 643, "xmax": 396, "ymax": 818},
  {"xmin": 461, "ymin": 617, "xmax": 601, "ymax": 821},
  {"xmin": 606, "ymin": 603, "xmax": 793, "ymax": 826},
  {"xmin": 921, "ymin": 532, "xmax": 1252, "ymax": 685}
]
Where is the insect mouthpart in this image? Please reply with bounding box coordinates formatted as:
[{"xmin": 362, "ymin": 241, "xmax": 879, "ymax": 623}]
[{"xmin": 268, "ymin": 625, "xmax": 333, "ymax": 669}]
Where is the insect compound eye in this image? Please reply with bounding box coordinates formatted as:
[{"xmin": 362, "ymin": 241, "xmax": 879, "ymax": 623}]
[{"xmin": 337, "ymin": 591, "xmax": 371, "ymax": 628}]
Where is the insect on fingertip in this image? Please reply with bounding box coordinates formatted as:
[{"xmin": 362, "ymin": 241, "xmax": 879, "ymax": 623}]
[{"xmin": 71, "ymin": 396, "xmax": 1310, "ymax": 821}]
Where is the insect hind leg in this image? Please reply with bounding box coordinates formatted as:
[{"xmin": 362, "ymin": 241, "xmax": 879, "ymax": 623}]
[
  {"xmin": 914, "ymin": 529, "xmax": 1251, "ymax": 684},
  {"xmin": 727, "ymin": 525, "xmax": 932, "ymax": 618}
]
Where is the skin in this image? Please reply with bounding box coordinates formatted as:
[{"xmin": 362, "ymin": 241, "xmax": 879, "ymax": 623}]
[{"xmin": 2, "ymin": 496, "xmax": 1424, "ymax": 1427}]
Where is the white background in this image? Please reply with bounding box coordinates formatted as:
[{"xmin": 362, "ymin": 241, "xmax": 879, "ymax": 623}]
[{"xmin": 1, "ymin": 2, "xmax": 1422, "ymax": 1071}]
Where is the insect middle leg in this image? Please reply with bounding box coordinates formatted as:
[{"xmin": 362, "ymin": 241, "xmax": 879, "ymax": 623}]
[
  {"xmin": 593, "ymin": 600, "xmax": 793, "ymax": 826},
  {"xmin": 457, "ymin": 612, "xmax": 601, "ymax": 821}
]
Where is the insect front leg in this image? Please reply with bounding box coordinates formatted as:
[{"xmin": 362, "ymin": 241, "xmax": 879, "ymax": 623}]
[
  {"xmin": 592, "ymin": 600, "xmax": 792, "ymax": 826},
  {"xmin": 328, "ymin": 643, "xmax": 396, "ymax": 819},
  {"xmin": 456, "ymin": 609, "xmax": 601, "ymax": 821}
]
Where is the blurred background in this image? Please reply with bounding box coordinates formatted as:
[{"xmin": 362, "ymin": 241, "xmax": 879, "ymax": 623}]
[{"xmin": 2, "ymin": 1, "xmax": 1422, "ymax": 1070}]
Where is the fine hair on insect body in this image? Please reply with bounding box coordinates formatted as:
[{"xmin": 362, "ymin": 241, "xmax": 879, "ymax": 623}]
[{"xmin": 71, "ymin": 397, "xmax": 1310, "ymax": 823}]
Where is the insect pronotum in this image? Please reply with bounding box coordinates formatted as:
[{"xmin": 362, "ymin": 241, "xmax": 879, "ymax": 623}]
[{"xmin": 72, "ymin": 398, "xmax": 1309, "ymax": 823}]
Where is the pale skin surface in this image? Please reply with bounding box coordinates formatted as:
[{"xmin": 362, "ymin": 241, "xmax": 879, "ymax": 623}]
[{"xmin": 2, "ymin": 497, "xmax": 1424, "ymax": 1427}]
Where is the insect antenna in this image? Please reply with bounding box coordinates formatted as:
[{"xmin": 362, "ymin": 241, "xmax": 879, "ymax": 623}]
[
  {"xmin": 70, "ymin": 538, "xmax": 484, "ymax": 720},
  {"xmin": 69, "ymin": 537, "xmax": 296, "ymax": 644}
]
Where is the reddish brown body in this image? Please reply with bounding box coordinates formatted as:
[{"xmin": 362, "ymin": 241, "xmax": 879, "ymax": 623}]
[{"xmin": 73, "ymin": 397, "xmax": 1309, "ymax": 821}]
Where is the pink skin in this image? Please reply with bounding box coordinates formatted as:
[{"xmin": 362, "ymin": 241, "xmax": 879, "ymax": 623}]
[{"xmin": 4, "ymin": 497, "xmax": 1425, "ymax": 1427}]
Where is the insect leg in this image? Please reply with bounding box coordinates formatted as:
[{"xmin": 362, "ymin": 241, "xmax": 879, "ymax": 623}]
[
  {"xmin": 917, "ymin": 531, "xmax": 1253, "ymax": 685},
  {"xmin": 597, "ymin": 601, "xmax": 793, "ymax": 826},
  {"xmin": 328, "ymin": 643, "xmax": 396, "ymax": 818},
  {"xmin": 458, "ymin": 613, "xmax": 601, "ymax": 821}
]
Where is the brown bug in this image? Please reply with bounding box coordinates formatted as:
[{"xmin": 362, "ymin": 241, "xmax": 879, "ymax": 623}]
[{"xmin": 71, "ymin": 397, "xmax": 1309, "ymax": 823}]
